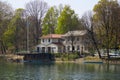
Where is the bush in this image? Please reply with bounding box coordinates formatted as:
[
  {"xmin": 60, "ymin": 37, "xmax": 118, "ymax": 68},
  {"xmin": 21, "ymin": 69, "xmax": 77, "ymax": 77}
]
[
  {"xmin": 68, "ymin": 53, "xmax": 78, "ymax": 60},
  {"xmin": 51, "ymin": 52, "xmax": 80, "ymax": 61},
  {"xmin": 53, "ymin": 53, "xmax": 61, "ymax": 58}
]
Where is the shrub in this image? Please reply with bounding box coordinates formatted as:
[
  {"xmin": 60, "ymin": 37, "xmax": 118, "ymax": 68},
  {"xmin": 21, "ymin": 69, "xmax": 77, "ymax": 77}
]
[{"xmin": 52, "ymin": 52, "xmax": 80, "ymax": 61}]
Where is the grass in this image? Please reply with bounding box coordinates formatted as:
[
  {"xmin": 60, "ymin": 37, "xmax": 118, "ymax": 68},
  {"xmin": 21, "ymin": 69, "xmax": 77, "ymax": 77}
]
[{"xmin": 84, "ymin": 56, "xmax": 102, "ymax": 61}]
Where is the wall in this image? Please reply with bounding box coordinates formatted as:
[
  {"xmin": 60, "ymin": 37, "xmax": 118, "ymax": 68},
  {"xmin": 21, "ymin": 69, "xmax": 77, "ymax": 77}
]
[
  {"xmin": 63, "ymin": 36, "xmax": 87, "ymax": 53},
  {"xmin": 41, "ymin": 38, "xmax": 60, "ymax": 44}
]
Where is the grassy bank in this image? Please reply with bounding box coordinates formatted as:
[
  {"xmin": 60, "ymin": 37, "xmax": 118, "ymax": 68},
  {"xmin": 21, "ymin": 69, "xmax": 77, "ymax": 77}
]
[
  {"xmin": 84, "ymin": 56, "xmax": 120, "ymax": 64},
  {"xmin": 2, "ymin": 53, "xmax": 120, "ymax": 64},
  {"xmin": 52, "ymin": 52, "xmax": 80, "ymax": 61}
]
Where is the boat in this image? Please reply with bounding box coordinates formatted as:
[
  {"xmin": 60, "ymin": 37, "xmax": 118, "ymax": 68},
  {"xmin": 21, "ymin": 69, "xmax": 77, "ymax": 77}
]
[{"xmin": 83, "ymin": 61, "xmax": 103, "ymax": 64}]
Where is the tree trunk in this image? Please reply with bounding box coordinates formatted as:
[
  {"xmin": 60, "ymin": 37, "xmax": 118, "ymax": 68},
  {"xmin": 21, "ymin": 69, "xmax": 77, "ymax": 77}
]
[
  {"xmin": 90, "ymin": 32, "xmax": 102, "ymax": 59},
  {"xmin": 0, "ymin": 40, "xmax": 6, "ymax": 54}
]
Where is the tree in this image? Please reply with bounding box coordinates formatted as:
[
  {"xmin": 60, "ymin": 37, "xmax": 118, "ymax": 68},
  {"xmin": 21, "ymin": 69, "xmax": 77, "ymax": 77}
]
[
  {"xmin": 25, "ymin": 0, "xmax": 48, "ymax": 45},
  {"xmin": 0, "ymin": 1, "xmax": 13, "ymax": 54},
  {"xmin": 81, "ymin": 11, "xmax": 102, "ymax": 58},
  {"xmin": 55, "ymin": 5, "xmax": 79, "ymax": 34},
  {"xmin": 110, "ymin": 2, "xmax": 120, "ymax": 54},
  {"xmin": 3, "ymin": 8, "xmax": 26, "ymax": 53},
  {"xmin": 57, "ymin": 4, "xmax": 64, "ymax": 16},
  {"xmin": 93, "ymin": 0, "xmax": 120, "ymax": 59},
  {"xmin": 42, "ymin": 7, "xmax": 58, "ymax": 35}
]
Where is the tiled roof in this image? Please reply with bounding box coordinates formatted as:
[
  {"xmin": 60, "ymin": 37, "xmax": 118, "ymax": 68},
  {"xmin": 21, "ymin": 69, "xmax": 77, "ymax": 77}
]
[{"xmin": 41, "ymin": 34, "xmax": 63, "ymax": 39}]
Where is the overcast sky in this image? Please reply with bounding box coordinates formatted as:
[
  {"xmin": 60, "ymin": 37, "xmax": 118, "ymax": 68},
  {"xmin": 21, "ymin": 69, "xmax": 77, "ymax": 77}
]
[{"xmin": 1, "ymin": 0, "xmax": 99, "ymax": 17}]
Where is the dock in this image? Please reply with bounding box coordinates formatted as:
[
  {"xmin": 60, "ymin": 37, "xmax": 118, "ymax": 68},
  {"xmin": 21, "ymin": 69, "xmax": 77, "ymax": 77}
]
[{"xmin": 17, "ymin": 53, "xmax": 55, "ymax": 62}]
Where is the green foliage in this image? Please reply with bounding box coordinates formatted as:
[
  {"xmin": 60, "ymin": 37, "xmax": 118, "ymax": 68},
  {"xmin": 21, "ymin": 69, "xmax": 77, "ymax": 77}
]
[
  {"xmin": 68, "ymin": 53, "xmax": 79, "ymax": 60},
  {"xmin": 55, "ymin": 5, "xmax": 79, "ymax": 34},
  {"xmin": 3, "ymin": 26, "xmax": 15, "ymax": 47},
  {"xmin": 53, "ymin": 52, "xmax": 79, "ymax": 61},
  {"xmin": 0, "ymin": 1, "xmax": 13, "ymax": 53},
  {"xmin": 2, "ymin": 8, "xmax": 25, "ymax": 51},
  {"xmin": 3, "ymin": 11, "xmax": 19, "ymax": 47},
  {"xmin": 93, "ymin": 0, "xmax": 119, "ymax": 21},
  {"xmin": 42, "ymin": 7, "xmax": 58, "ymax": 35},
  {"xmin": 0, "ymin": 1, "xmax": 13, "ymax": 37},
  {"xmin": 92, "ymin": 0, "xmax": 120, "ymax": 59}
]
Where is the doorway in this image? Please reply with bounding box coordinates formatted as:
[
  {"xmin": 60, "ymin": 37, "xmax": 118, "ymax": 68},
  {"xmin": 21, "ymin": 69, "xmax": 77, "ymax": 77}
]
[{"xmin": 48, "ymin": 47, "xmax": 51, "ymax": 53}]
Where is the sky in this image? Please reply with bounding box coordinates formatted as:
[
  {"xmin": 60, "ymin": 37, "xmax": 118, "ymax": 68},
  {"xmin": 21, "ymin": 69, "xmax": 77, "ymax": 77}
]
[{"xmin": 1, "ymin": 0, "xmax": 99, "ymax": 17}]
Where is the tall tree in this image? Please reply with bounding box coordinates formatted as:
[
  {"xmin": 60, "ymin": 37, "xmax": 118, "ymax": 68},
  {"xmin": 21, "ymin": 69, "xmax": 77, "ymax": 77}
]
[
  {"xmin": 81, "ymin": 11, "xmax": 102, "ymax": 58},
  {"xmin": 3, "ymin": 8, "xmax": 26, "ymax": 53},
  {"xmin": 110, "ymin": 1, "xmax": 120, "ymax": 54},
  {"xmin": 25, "ymin": 0, "xmax": 48, "ymax": 45},
  {"xmin": 42, "ymin": 7, "xmax": 58, "ymax": 35},
  {"xmin": 0, "ymin": 1, "xmax": 13, "ymax": 54},
  {"xmin": 93, "ymin": 0, "xmax": 120, "ymax": 59},
  {"xmin": 55, "ymin": 5, "xmax": 79, "ymax": 34}
]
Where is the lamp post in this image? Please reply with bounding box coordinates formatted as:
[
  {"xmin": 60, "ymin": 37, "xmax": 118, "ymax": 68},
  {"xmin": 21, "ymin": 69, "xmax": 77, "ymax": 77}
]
[
  {"xmin": 26, "ymin": 19, "xmax": 29, "ymax": 53},
  {"xmin": 24, "ymin": 10, "xmax": 30, "ymax": 54}
]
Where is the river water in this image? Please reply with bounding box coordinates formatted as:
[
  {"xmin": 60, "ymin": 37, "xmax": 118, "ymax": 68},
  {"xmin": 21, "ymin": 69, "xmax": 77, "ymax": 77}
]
[{"xmin": 0, "ymin": 59, "xmax": 120, "ymax": 80}]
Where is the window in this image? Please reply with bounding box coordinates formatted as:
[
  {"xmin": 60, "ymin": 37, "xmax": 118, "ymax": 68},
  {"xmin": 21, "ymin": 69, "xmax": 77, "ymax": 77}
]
[
  {"xmin": 72, "ymin": 37, "xmax": 75, "ymax": 41},
  {"xmin": 48, "ymin": 38, "xmax": 50, "ymax": 42},
  {"xmin": 67, "ymin": 46, "xmax": 70, "ymax": 51},
  {"xmin": 37, "ymin": 47, "xmax": 40, "ymax": 52},
  {"xmin": 77, "ymin": 37, "xmax": 79, "ymax": 41},
  {"xmin": 77, "ymin": 45, "xmax": 80, "ymax": 50},
  {"xmin": 72, "ymin": 46, "xmax": 75, "ymax": 51},
  {"xmin": 42, "ymin": 39, "xmax": 44, "ymax": 42}
]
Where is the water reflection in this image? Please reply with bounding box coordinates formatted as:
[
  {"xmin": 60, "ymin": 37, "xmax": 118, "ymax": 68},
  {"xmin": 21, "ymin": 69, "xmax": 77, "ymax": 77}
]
[{"xmin": 0, "ymin": 61, "xmax": 120, "ymax": 80}]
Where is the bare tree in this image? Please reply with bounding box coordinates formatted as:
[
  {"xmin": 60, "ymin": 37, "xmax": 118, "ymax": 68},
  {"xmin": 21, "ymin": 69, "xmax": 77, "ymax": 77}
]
[
  {"xmin": 0, "ymin": 1, "xmax": 13, "ymax": 20},
  {"xmin": 25, "ymin": 0, "xmax": 48, "ymax": 45},
  {"xmin": 81, "ymin": 11, "xmax": 102, "ymax": 58}
]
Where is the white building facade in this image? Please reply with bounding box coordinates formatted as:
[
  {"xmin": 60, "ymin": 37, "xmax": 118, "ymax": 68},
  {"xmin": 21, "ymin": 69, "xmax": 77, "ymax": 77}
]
[
  {"xmin": 62, "ymin": 30, "xmax": 90, "ymax": 53},
  {"xmin": 36, "ymin": 30, "xmax": 90, "ymax": 53},
  {"xmin": 36, "ymin": 34, "xmax": 64, "ymax": 53}
]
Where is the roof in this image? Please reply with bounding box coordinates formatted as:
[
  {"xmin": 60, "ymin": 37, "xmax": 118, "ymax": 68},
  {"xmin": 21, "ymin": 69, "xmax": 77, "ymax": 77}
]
[
  {"xmin": 62, "ymin": 30, "xmax": 87, "ymax": 37},
  {"xmin": 41, "ymin": 34, "xmax": 63, "ymax": 39}
]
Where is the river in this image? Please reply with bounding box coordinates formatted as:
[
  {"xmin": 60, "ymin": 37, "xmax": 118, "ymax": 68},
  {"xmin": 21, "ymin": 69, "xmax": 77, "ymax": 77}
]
[{"xmin": 0, "ymin": 58, "xmax": 120, "ymax": 80}]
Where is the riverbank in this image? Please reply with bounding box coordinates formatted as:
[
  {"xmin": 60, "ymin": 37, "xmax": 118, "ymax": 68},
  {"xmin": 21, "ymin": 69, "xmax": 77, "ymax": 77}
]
[
  {"xmin": 54, "ymin": 56, "xmax": 120, "ymax": 64},
  {"xmin": 1, "ymin": 54, "xmax": 120, "ymax": 64},
  {"xmin": 1, "ymin": 54, "xmax": 24, "ymax": 62},
  {"xmin": 0, "ymin": 54, "xmax": 84, "ymax": 63},
  {"xmin": 83, "ymin": 56, "xmax": 120, "ymax": 64}
]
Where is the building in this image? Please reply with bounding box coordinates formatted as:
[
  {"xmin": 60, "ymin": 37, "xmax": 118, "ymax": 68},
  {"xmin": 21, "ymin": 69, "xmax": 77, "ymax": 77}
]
[
  {"xmin": 36, "ymin": 30, "xmax": 90, "ymax": 53},
  {"xmin": 36, "ymin": 34, "xmax": 64, "ymax": 53},
  {"xmin": 62, "ymin": 30, "xmax": 90, "ymax": 53}
]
